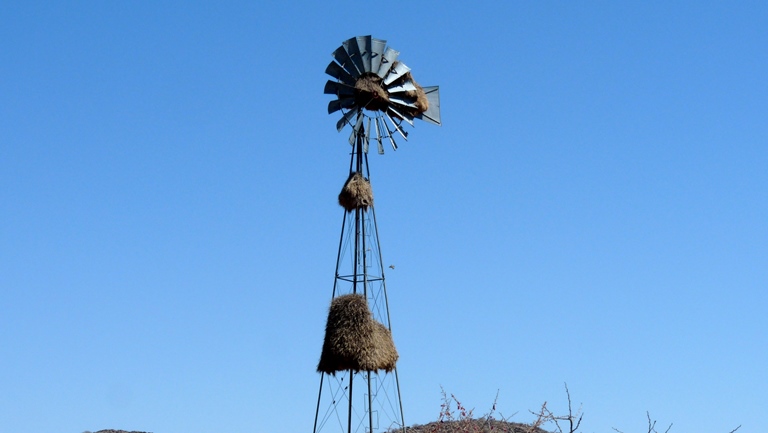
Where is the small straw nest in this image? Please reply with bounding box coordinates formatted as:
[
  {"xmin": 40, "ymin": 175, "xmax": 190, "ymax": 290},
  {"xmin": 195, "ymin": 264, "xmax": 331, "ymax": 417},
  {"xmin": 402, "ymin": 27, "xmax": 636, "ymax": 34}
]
[
  {"xmin": 390, "ymin": 62, "xmax": 429, "ymax": 118},
  {"xmin": 317, "ymin": 293, "xmax": 399, "ymax": 375},
  {"xmin": 338, "ymin": 172, "xmax": 373, "ymax": 212},
  {"xmin": 400, "ymin": 72, "xmax": 429, "ymax": 114}
]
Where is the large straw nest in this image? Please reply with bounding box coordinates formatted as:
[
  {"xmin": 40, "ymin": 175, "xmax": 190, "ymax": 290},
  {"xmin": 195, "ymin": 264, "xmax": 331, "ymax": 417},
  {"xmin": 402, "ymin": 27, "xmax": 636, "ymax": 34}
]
[
  {"xmin": 338, "ymin": 172, "xmax": 373, "ymax": 212},
  {"xmin": 355, "ymin": 73, "xmax": 390, "ymax": 112},
  {"xmin": 317, "ymin": 293, "xmax": 399, "ymax": 374}
]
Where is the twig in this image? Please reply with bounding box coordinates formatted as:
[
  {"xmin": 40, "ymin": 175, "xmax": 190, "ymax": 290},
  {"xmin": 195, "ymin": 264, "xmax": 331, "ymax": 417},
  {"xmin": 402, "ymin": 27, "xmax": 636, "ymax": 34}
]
[{"xmin": 564, "ymin": 383, "xmax": 583, "ymax": 433}]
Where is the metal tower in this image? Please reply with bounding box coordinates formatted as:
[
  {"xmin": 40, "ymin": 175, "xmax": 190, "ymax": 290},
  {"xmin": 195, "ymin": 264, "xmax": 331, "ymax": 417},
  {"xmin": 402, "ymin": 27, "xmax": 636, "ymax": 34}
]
[{"xmin": 313, "ymin": 35, "xmax": 440, "ymax": 433}]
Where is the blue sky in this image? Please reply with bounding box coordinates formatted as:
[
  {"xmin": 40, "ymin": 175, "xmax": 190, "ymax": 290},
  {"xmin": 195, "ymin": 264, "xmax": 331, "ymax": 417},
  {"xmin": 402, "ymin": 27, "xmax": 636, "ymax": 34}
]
[{"xmin": 1, "ymin": 2, "xmax": 766, "ymax": 433}]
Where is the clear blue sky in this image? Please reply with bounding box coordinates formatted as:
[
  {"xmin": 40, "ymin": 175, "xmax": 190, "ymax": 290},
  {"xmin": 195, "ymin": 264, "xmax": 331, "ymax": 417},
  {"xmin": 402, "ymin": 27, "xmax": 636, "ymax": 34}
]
[{"xmin": 1, "ymin": 2, "xmax": 766, "ymax": 433}]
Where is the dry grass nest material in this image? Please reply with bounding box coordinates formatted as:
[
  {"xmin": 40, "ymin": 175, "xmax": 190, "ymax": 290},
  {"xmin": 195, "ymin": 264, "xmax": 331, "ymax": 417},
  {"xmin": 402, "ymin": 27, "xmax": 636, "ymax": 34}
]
[
  {"xmin": 317, "ymin": 293, "xmax": 398, "ymax": 374},
  {"xmin": 338, "ymin": 172, "xmax": 373, "ymax": 212},
  {"xmin": 355, "ymin": 73, "xmax": 390, "ymax": 112},
  {"xmin": 399, "ymin": 71, "xmax": 429, "ymax": 115},
  {"xmin": 390, "ymin": 61, "xmax": 429, "ymax": 118},
  {"xmin": 351, "ymin": 63, "xmax": 429, "ymax": 119}
]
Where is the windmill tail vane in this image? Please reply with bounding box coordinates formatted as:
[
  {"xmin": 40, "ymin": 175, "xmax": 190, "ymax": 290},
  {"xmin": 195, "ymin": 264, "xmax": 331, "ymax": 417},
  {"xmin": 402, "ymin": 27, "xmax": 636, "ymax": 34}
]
[
  {"xmin": 324, "ymin": 35, "xmax": 441, "ymax": 154},
  {"xmin": 314, "ymin": 35, "xmax": 440, "ymax": 433}
]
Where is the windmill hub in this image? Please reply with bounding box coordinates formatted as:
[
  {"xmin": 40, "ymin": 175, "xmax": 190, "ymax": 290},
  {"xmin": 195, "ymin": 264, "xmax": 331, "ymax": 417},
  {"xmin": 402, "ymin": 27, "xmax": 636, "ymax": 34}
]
[{"xmin": 354, "ymin": 73, "xmax": 390, "ymax": 112}]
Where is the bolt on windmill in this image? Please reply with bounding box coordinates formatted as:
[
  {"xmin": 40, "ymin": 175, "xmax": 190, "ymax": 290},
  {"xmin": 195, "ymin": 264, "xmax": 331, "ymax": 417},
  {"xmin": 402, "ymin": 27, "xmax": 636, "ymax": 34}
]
[{"xmin": 313, "ymin": 36, "xmax": 441, "ymax": 433}]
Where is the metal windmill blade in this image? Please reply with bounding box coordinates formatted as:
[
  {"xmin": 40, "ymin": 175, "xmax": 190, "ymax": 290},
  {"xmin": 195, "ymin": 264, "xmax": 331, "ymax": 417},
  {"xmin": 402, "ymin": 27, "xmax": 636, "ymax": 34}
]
[
  {"xmin": 324, "ymin": 35, "xmax": 441, "ymax": 154},
  {"xmin": 376, "ymin": 47, "xmax": 399, "ymax": 78},
  {"xmin": 355, "ymin": 35, "xmax": 373, "ymax": 72},
  {"xmin": 370, "ymin": 38, "xmax": 387, "ymax": 73},
  {"xmin": 416, "ymin": 86, "xmax": 441, "ymax": 125}
]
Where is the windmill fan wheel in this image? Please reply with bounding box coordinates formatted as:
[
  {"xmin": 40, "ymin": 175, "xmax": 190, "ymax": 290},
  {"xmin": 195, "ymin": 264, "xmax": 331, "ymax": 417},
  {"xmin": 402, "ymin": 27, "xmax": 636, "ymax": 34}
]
[{"xmin": 324, "ymin": 35, "xmax": 441, "ymax": 154}]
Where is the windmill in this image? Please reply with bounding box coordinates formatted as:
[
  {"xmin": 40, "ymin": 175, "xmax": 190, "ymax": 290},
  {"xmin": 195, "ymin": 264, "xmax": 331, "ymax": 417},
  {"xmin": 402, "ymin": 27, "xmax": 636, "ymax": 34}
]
[{"xmin": 313, "ymin": 36, "xmax": 441, "ymax": 433}]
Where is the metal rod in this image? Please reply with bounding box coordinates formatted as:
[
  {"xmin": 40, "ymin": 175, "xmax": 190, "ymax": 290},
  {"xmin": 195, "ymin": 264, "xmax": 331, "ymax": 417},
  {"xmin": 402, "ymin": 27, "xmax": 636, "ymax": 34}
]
[
  {"xmin": 353, "ymin": 206, "xmax": 359, "ymax": 295},
  {"xmin": 332, "ymin": 210, "xmax": 348, "ymax": 298},
  {"xmin": 347, "ymin": 372, "xmax": 354, "ymax": 433},
  {"xmin": 367, "ymin": 372, "xmax": 374, "ymax": 433},
  {"xmin": 352, "ymin": 121, "xmax": 365, "ymax": 295},
  {"xmin": 334, "ymin": 142, "xmax": 356, "ymax": 298},
  {"xmin": 348, "ymin": 122, "xmax": 365, "ymax": 433},
  {"xmin": 393, "ymin": 368, "xmax": 406, "ymax": 433},
  {"xmin": 360, "ymin": 130, "xmax": 369, "ymax": 299},
  {"xmin": 359, "ymin": 129, "xmax": 374, "ymax": 433},
  {"xmin": 312, "ymin": 373, "xmax": 325, "ymax": 433}
]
